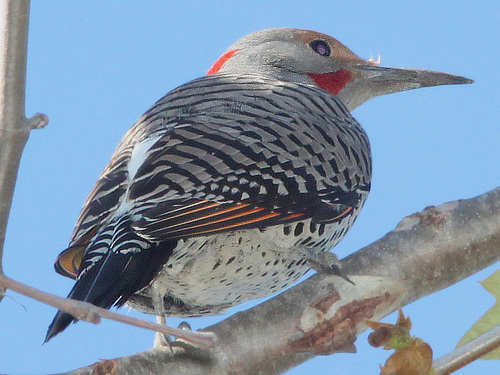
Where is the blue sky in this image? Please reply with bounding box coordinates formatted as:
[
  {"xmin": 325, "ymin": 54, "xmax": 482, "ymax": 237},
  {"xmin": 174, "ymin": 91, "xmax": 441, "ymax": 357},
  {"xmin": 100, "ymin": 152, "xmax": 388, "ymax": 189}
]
[{"xmin": 2, "ymin": 1, "xmax": 499, "ymax": 374}]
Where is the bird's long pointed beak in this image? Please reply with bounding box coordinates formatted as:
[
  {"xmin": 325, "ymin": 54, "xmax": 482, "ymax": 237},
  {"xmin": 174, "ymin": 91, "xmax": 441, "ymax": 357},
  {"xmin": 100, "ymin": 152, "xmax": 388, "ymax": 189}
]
[
  {"xmin": 356, "ymin": 64, "xmax": 473, "ymax": 88},
  {"xmin": 338, "ymin": 64, "xmax": 473, "ymax": 111}
]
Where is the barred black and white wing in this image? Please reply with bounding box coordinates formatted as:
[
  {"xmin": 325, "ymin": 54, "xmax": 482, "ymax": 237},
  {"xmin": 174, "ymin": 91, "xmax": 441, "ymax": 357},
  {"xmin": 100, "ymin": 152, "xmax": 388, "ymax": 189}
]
[{"xmin": 46, "ymin": 74, "xmax": 371, "ymax": 340}]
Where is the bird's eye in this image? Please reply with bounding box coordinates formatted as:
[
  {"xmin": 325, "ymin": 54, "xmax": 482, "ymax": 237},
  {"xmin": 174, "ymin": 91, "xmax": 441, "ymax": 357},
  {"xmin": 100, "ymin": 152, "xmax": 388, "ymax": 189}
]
[{"xmin": 310, "ymin": 40, "xmax": 331, "ymax": 56}]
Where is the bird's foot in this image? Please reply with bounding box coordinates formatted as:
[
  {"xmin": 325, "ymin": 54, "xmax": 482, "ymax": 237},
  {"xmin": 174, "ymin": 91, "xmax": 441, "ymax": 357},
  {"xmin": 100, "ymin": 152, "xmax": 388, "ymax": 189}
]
[
  {"xmin": 154, "ymin": 331, "xmax": 173, "ymax": 349},
  {"xmin": 306, "ymin": 251, "xmax": 354, "ymax": 284},
  {"xmin": 151, "ymin": 282, "xmax": 174, "ymax": 349},
  {"xmin": 153, "ymin": 321, "xmax": 194, "ymax": 349},
  {"xmin": 171, "ymin": 321, "xmax": 193, "ymax": 346},
  {"xmin": 169, "ymin": 322, "xmax": 214, "ymax": 358},
  {"xmin": 153, "ymin": 310, "xmax": 174, "ymax": 350}
]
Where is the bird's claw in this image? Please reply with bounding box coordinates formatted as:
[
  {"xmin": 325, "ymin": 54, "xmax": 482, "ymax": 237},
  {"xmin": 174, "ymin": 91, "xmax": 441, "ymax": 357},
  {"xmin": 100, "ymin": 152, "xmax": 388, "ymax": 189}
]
[{"xmin": 307, "ymin": 252, "xmax": 354, "ymax": 284}]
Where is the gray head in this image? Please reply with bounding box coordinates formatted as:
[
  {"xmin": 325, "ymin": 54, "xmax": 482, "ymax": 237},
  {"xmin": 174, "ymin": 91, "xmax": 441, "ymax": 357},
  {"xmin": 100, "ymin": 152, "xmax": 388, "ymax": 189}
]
[{"xmin": 207, "ymin": 28, "xmax": 472, "ymax": 110}]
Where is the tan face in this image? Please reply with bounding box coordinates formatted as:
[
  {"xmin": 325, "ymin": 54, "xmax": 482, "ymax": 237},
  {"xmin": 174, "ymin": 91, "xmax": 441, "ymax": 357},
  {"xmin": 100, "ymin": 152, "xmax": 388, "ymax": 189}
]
[
  {"xmin": 208, "ymin": 28, "xmax": 472, "ymax": 110},
  {"xmin": 293, "ymin": 29, "xmax": 366, "ymax": 66}
]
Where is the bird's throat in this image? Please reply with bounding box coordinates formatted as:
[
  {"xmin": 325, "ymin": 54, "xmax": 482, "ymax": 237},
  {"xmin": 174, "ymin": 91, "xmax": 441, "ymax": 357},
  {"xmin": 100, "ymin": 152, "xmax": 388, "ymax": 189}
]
[{"xmin": 308, "ymin": 69, "xmax": 352, "ymax": 96}]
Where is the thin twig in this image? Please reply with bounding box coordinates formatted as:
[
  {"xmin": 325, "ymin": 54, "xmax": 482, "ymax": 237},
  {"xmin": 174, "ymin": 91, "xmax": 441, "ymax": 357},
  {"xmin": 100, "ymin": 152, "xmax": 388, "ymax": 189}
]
[
  {"xmin": 0, "ymin": 0, "xmax": 49, "ymax": 304},
  {"xmin": 0, "ymin": 274, "xmax": 217, "ymax": 349},
  {"xmin": 433, "ymin": 325, "xmax": 500, "ymax": 374}
]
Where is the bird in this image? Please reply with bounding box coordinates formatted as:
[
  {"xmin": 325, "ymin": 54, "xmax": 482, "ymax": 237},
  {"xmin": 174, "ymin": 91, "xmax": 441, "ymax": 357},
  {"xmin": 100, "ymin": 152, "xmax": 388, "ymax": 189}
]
[{"xmin": 45, "ymin": 28, "xmax": 472, "ymax": 342}]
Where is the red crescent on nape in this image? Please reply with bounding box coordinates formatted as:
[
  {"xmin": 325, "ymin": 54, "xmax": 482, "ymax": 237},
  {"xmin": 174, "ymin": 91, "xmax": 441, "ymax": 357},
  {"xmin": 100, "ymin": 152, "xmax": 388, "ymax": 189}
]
[{"xmin": 207, "ymin": 49, "xmax": 239, "ymax": 75}]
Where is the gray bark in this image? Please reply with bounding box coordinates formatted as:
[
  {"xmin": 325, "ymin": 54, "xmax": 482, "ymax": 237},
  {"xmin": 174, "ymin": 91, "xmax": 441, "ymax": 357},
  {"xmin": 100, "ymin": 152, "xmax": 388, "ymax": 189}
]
[
  {"xmin": 0, "ymin": 0, "xmax": 31, "ymax": 302},
  {"xmin": 0, "ymin": 0, "xmax": 48, "ymax": 303},
  {"xmin": 60, "ymin": 186, "xmax": 500, "ymax": 375}
]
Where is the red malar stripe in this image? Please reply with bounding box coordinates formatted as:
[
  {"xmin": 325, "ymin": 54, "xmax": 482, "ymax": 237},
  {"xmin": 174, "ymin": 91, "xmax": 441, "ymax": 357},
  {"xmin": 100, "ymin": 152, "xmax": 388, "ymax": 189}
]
[{"xmin": 308, "ymin": 69, "xmax": 352, "ymax": 95}]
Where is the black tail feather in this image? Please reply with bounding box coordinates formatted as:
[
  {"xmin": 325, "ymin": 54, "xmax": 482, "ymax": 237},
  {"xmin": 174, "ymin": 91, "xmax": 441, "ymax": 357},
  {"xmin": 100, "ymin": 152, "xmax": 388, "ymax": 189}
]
[
  {"xmin": 44, "ymin": 310, "xmax": 77, "ymax": 343},
  {"xmin": 45, "ymin": 240, "xmax": 175, "ymax": 342}
]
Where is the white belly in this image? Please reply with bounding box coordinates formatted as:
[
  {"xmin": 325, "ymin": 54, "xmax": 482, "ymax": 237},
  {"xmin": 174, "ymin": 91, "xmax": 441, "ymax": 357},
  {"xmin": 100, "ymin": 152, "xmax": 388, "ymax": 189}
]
[{"xmin": 127, "ymin": 215, "xmax": 357, "ymax": 316}]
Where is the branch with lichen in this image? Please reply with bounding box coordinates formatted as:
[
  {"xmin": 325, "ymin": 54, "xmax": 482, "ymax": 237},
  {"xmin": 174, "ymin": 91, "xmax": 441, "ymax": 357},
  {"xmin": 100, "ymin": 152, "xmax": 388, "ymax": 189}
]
[{"xmin": 31, "ymin": 185, "xmax": 498, "ymax": 375}]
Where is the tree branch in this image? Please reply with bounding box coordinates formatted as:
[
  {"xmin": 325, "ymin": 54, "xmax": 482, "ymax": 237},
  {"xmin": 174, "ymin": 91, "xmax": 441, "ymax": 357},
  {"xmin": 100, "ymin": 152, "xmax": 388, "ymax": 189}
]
[
  {"xmin": 433, "ymin": 324, "xmax": 500, "ymax": 374},
  {"xmin": 0, "ymin": 274, "xmax": 217, "ymax": 348},
  {"xmin": 0, "ymin": 0, "xmax": 48, "ymax": 302},
  {"xmin": 49, "ymin": 186, "xmax": 500, "ymax": 375}
]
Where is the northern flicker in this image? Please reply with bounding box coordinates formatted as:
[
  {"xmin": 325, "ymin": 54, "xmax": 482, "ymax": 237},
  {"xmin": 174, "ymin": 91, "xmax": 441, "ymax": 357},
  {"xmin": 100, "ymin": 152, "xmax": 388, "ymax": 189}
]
[{"xmin": 45, "ymin": 28, "xmax": 471, "ymax": 341}]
